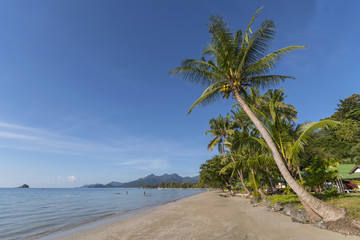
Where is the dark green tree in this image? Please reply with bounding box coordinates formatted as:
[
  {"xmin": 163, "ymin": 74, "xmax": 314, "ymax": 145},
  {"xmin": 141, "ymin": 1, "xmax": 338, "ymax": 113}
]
[
  {"xmin": 303, "ymin": 156, "xmax": 339, "ymax": 194},
  {"xmin": 199, "ymin": 155, "xmax": 234, "ymax": 188}
]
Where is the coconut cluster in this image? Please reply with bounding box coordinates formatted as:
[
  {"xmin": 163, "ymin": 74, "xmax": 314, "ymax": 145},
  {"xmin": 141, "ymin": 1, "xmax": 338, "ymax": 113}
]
[
  {"xmin": 219, "ymin": 81, "xmax": 245, "ymax": 99},
  {"xmin": 220, "ymin": 84, "xmax": 231, "ymax": 99}
]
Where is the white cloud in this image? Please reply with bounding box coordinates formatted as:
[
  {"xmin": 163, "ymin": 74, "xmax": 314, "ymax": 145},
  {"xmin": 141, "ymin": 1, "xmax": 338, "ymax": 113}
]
[
  {"xmin": 0, "ymin": 121, "xmax": 205, "ymax": 154},
  {"xmin": 58, "ymin": 176, "xmax": 77, "ymax": 183},
  {"xmin": 0, "ymin": 131, "xmax": 39, "ymax": 140},
  {"xmin": 0, "ymin": 122, "xmax": 36, "ymax": 131},
  {"xmin": 67, "ymin": 176, "xmax": 77, "ymax": 182},
  {"xmin": 0, "ymin": 121, "xmax": 208, "ymax": 171}
]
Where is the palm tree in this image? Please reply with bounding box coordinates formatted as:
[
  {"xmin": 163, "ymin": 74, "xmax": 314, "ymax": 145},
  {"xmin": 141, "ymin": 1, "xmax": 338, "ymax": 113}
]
[
  {"xmin": 170, "ymin": 8, "xmax": 345, "ymax": 222},
  {"xmin": 254, "ymin": 89, "xmax": 340, "ymax": 181},
  {"xmin": 205, "ymin": 115, "xmax": 251, "ymax": 194},
  {"xmin": 205, "ymin": 114, "xmax": 234, "ymax": 154},
  {"xmin": 223, "ymin": 137, "xmax": 272, "ymax": 199}
]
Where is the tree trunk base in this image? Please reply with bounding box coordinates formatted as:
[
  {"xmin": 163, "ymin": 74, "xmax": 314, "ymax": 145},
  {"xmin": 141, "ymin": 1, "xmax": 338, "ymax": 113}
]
[
  {"xmin": 257, "ymin": 188, "xmax": 267, "ymax": 199},
  {"xmin": 300, "ymin": 199, "xmax": 321, "ymax": 222}
]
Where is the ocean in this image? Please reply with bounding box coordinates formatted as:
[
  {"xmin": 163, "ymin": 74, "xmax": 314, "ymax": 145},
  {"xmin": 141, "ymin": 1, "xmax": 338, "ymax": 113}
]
[{"xmin": 0, "ymin": 188, "xmax": 203, "ymax": 240}]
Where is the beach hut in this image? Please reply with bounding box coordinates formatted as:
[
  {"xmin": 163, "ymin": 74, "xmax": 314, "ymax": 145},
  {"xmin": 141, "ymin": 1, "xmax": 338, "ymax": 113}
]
[{"xmin": 337, "ymin": 164, "xmax": 360, "ymax": 193}]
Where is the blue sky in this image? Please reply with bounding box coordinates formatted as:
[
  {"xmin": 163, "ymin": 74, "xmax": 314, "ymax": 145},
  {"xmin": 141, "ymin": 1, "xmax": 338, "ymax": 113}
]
[{"xmin": 0, "ymin": 0, "xmax": 359, "ymax": 187}]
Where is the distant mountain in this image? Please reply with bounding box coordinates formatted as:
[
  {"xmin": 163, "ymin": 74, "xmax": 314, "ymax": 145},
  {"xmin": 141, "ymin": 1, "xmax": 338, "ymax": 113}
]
[
  {"xmin": 80, "ymin": 183, "xmax": 107, "ymax": 188},
  {"xmin": 105, "ymin": 181, "xmax": 123, "ymax": 187},
  {"xmin": 80, "ymin": 174, "xmax": 198, "ymax": 188}
]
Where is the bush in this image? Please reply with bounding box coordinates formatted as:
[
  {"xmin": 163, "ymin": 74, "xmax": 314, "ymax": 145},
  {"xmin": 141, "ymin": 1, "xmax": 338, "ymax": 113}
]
[{"xmin": 324, "ymin": 187, "xmax": 342, "ymax": 198}]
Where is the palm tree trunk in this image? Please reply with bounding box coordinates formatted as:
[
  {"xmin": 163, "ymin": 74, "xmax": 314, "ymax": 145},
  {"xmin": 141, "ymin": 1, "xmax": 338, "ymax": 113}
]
[
  {"xmin": 268, "ymin": 176, "xmax": 276, "ymax": 193},
  {"xmin": 266, "ymin": 167, "xmax": 276, "ymax": 193},
  {"xmin": 300, "ymin": 198, "xmax": 322, "ymax": 221},
  {"xmin": 297, "ymin": 166, "xmax": 303, "ymax": 182},
  {"xmin": 250, "ymin": 168, "xmax": 266, "ymax": 199},
  {"xmin": 238, "ymin": 169, "xmax": 251, "ymax": 195},
  {"xmin": 233, "ymin": 90, "xmax": 345, "ymax": 222},
  {"xmin": 225, "ymin": 145, "xmax": 252, "ymax": 195},
  {"xmin": 257, "ymin": 186, "xmax": 267, "ymax": 199}
]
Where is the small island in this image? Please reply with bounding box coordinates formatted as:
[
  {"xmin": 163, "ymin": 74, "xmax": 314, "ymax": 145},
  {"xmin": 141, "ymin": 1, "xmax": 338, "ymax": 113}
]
[{"xmin": 18, "ymin": 184, "xmax": 29, "ymax": 188}]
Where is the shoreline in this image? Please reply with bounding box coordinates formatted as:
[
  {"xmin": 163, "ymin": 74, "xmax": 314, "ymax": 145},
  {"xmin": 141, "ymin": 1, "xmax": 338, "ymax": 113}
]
[
  {"xmin": 35, "ymin": 190, "xmax": 204, "ymax": 240},
  {"xmin": 50, "ymin": 191, "xmax": 359, "ymax": 240}
]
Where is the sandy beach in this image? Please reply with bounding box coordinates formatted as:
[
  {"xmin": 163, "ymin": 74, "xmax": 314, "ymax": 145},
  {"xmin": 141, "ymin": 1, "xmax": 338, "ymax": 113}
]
[{"xmin": 53, "ymin": 191, "xmax": 359, "ymax": 240}]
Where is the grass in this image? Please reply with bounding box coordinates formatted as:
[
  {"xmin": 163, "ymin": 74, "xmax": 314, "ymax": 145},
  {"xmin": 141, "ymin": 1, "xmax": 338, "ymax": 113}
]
[
  {"xmin": 266, "ymin": 194, "xmax": 300, "ymax": 205},
  {"xmin": 266, "ymin": 192, "xmax": 360, "ymax": 221},
  {"xmin": 325, "ymin": 193, "xmax": 360, "ymax": 221}
]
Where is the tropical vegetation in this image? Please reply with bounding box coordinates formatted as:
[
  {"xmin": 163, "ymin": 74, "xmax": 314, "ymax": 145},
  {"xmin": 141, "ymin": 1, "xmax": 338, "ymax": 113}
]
[{"xmin": 170, "ymin": 7, "xmax": 359, "ymax": 224}]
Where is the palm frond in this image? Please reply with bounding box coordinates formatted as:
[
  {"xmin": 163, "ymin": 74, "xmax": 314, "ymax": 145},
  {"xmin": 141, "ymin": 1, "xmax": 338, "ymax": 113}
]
[
  {"xmin": 240, "ymin": 7, "xmax": 263, "ymax": 49},
  {"xmin": 290, "ymin": 120, "xmax": 340, "ymax": 161},
  {"xmin": 233, "ymin": 29, "xmax": 243, "ymax": 50},
  {"xmin": 220, "ymin": 161, "xmax": 237, "ymax": 175},
  {"xmin": 169, "ymin": 59, "xmax": 223, "ymax": 87},
  {"xmin": 244, "ymin": 46, "xmax": 306, "ymax": 76},
  {"xmin": 238, "ymin": 19, "xmax": 276, "ymax": 71},
  {"xmin": 249, "ymin": 136, "xmax": 270, "ymax": 150},
  {"xmin": 207, "ymin": 137, "xmax": 220, "ymax": 152},
  {"xmin": 207, "ymin": 15, "xmax": 234, "ymax": 70},
  {"xmin": 241, "ymin": 20, "xmax": 276, "ymax": 68},
  {"xmin": 247, "ymin": 75, "xmax": 295, "ymax": 89},
  {"xmin": 187, "ymin": 83, "xmax": 223, "ymax": 114}
]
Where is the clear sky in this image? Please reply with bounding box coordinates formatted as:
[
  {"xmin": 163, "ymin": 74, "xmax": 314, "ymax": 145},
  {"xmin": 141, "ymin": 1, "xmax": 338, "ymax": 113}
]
[{"xmin": 0, "ymin": 0, "xmax": 359, "ymax": 187}]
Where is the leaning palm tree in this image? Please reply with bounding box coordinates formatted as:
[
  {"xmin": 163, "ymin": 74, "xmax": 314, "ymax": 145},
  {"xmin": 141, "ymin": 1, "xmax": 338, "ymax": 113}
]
[{"xmin": 170, "ymin": 8, "xmax": 345, "ymax": 222}]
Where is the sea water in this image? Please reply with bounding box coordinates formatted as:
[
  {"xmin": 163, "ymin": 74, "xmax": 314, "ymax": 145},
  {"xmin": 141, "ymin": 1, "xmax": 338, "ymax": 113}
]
[{"xmin": 0, "ymin": 188, "xmax": 203, "ymax": 240}]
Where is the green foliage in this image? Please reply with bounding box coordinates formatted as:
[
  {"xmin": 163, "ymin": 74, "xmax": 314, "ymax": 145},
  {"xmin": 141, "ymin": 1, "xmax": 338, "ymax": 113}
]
[
  {"xmin": 353, "ymin": 180, "xmax": 360, "ymax": 186},
  {"xmin": 334, "ymin": 119, "xmax": 360, "ymax": 143},
  {"xmin": 303, "ymin": 94, "xmax": 360, "ymax": 164},
  {"xmin": 303, "ymin": 156, "xmax": 339, "ymax": 192},
  {"xmin": 205, "ymin": 114, "xmax": 235, "ymax": 153},
  {"xmin": 302, "ymin": 135, "xmax": 355, "ymax": 162},
  {"xmin": 327, "ymin": 94, "xmax": 360, "ymax": 145},
  {"xmin": 145, "ymin": 182, "xmax": 199, "ymax": 189},
  {"xmin": 324, "ymin": 187, "xmax": 342, "ymax": 198},
  {"xmin": 332, "ymin": 94, "xmax": 360, "ymax": 121},
  {"xmin": 266, "ymin": 194, "xmax": 300, "ymax": 204},
  {"xmin": 199, "ymin": 155, "xmax": 234, "ymax": 188},
  {"xmin": 283, "ymin": 185, "xmax": 293, "ymax": 195}
]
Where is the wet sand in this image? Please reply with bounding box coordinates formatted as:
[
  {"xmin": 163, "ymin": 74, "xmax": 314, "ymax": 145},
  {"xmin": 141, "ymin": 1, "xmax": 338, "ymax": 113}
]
[{"xmin": 53, "ymin": 191, "xmax": 359, "ymax": 240}]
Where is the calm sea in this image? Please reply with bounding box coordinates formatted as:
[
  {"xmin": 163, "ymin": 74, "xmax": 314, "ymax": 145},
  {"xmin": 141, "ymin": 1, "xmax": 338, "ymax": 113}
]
[{"xmin": 0, "ymin": 188, "xmax": 203, "ymax": 240}]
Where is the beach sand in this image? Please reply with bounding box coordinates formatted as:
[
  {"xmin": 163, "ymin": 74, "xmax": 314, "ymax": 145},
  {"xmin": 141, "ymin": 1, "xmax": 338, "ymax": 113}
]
[{"xmin": 53, "ymin": 191, "xmax": 359, "ymax": 240}]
